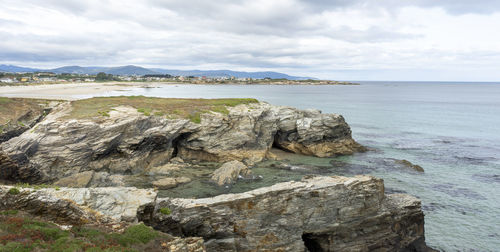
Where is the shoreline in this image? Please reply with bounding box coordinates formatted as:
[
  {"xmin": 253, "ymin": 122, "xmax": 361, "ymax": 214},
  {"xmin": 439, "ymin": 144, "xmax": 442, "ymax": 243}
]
[{"xmin": 0, "ymin": 81, "xmax": 359, "ymax": 100}]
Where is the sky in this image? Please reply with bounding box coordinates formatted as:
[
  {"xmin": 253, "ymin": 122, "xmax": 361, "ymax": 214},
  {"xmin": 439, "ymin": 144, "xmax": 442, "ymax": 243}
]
[{"xmin": 1, "ymin": 0, "xmax": 500, "ymax": 81}]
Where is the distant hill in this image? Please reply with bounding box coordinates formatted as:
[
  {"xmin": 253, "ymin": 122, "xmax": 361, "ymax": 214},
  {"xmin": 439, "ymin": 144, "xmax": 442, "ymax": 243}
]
[
  {"xmin": 150, "ymin": 69, "xmax": 312, "ymax": 80},
  {"xmin": 0, "ymin": 64, "xmax": 314, "ymax": 80},
  {"xmin": 0, "ymin": 64, "xmax": 41, "ymax": 73},
  {"xmin": 50, "ymin": 65, "xmax": 157, "ymax": 75}
]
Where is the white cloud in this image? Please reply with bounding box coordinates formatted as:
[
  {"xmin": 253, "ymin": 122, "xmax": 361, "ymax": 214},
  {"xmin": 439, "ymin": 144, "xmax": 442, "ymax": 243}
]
[{"xmin": 0, "ymin": 0, "xmax": 499, "ymax": 81}]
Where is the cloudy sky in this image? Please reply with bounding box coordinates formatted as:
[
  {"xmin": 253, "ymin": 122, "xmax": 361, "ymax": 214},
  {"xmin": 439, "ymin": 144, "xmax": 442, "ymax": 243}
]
[{"xmin": 1, "ymin": 0, "xmax": 500, "ymax": 81}]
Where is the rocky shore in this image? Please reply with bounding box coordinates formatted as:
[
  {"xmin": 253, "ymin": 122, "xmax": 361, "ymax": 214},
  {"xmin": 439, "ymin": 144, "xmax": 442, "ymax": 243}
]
[
  {"xmin": 0, "ymin": 97, "xmax": 364, "ymax": 183},
  {"xmin": 0, "ymin": 96, "xmax": 434, "ymax": 251}
]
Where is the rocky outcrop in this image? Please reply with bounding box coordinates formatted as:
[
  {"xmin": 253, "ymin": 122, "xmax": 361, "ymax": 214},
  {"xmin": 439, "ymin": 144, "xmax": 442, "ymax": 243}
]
[
  {"xmin": 210, "ymin": 160, "xmax": 252, "ymax": 186},
  {"xmin": 0, "ymin": 175, "xmax": 432, "ymax": 251},
  {"xmin": 0, "ymin": 98, "xmax": 61, "ymax": 143},
  {"xmin": 0, "ymin": 186, "xmax": 156, "ymax": 223},
  {"xmin": 0, "ymin": 100, "xmax": 363, "ymax": 183},
  {"xmin": 0, "ymin": 185, "xmax": 206, "ymax": 251},
  {"xmin": 145, "ymin": 175, "xmax": 431, "ymax": 252}
]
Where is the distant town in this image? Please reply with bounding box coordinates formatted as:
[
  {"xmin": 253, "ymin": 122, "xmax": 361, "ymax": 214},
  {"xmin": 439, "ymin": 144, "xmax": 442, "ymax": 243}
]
[{"xmin": 0, "ymin": 71, "xmax": 358, "ymax": 85}]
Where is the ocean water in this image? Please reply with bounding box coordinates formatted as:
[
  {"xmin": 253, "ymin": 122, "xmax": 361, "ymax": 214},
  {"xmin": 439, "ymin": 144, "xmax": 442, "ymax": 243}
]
[{"xmin": 74, "ymin": 82, "xmax": 499, "ymax": 251}]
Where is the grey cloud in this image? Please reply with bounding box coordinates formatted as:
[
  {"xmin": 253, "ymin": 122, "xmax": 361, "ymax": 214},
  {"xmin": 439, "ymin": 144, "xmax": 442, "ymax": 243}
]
[
  {"xmin": 297, "ymin": 0, "xmax": 500, "ymax": 15},
  {"xmin": 0, "ymin": 0, "xmax": 499, "ymax": 81}
]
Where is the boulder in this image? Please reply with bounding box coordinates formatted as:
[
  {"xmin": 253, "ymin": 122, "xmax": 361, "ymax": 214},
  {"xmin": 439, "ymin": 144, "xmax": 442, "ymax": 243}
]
[
  {"xmin": 153, "ymin": 177, "xmax": 191, "ymax": 189},
  {"xmin": 148, "ymin": 163, "xmax": 183, "ymax": 175},
  {"xmin": 53, "ymin": 171, "xmax": 94, "ymax": 187},
  {"xmin": 210, "ymin": 160, "xmax": 251, "ymax": 186}
]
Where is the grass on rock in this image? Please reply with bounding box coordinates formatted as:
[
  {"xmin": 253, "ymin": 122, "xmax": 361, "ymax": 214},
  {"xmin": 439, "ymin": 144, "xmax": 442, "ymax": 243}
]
[
  {"xmin": 0, "ymin": 98, "xmax": 56, "ymax": 126},
  {"xmin": 67, "ymin": 96, "xmax": 259, "ymax": 123}
]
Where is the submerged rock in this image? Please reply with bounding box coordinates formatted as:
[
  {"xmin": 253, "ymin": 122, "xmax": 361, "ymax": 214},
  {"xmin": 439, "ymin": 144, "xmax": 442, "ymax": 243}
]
[
  {"xmin": 0, "ymin": 98, "xmax": 363, "ymax": 183},
  {"xmin": 153, "ymin": 177, "xmax": 192, "ymax": 189},
  {"xmin": 210, "ymin": 160, "xmax": 252, "ymax": 186},
  {"xmin": 148, "ymin": 163, "xmax": 184, "ymax": 175},
  {"xmin": 146, "ymin": 175, "xmax": 433, "ymax": 252},
  {"xmin": 395, "ymin": 159, "xmax": 425, "ymax": 172}
]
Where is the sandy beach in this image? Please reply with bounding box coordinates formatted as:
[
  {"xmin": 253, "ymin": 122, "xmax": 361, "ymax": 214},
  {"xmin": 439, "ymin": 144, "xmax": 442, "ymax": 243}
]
[{"xmin": 0, "ymin": 82, "xmax": 172, "ymax": 100}]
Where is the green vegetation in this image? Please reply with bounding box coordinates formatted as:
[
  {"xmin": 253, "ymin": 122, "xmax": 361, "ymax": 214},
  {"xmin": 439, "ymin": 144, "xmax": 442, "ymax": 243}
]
[
  {"xmin": 7, "ymin": 188, "xmax": 20, "ymax": 195},
  {"xmin": 159, "ymin": 207, "xmax": 171, "ymax": 215},
  {"xmin": 97, "ymin": 111, "xmax": 110, "ymax": 117},
  {"xmin": 0, "ymin": 213, "xmax": 172, "ymax": 252},
  {"xmin": 0, "ymin": 210, "xmax": 18, "ymax": 216},
  {"xmin": 14, "ymin": 183, "xmax": 57, "ymax": 190},
  {"xmin": 66, "ymin": 96, "xmax": 258, "ymax": 123},
  {"xmin": 95, "ymin": 72, "xmax": 116, "ymax": 82},
  {"xmin": 110, "ymin": 224, "xmax": 158, "ymax": 246},
  {"xmin": 136, "ymin": 107, "xmax": 152, "ymax": 116}
]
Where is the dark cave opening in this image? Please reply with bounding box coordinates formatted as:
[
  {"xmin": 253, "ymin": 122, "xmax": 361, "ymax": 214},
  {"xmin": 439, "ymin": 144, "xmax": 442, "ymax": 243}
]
[
  {"xmin": 302, "ymin": 233, "xmax": 323, "ymax": 252},
  {"xmin": 171, "ymin": 133, "xmax": 191, "ymax": 158}
]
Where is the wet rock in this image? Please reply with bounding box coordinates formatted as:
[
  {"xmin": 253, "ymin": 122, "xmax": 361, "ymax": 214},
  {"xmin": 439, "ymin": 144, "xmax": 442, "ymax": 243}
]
[
  {"xmin": 53, "ymin": 171, "xmax": 94, "ymax": 187},
  {"xmin": 146, "ymin": 175, "xmax": 433, "ymax": 251},
  {"xmin": 153, "ymin": 177, "xmax": 191, "ymax": 189},
  {"xmin": 210, "ymin": 160, "xmax": 251, "ymax": 186},
  {"xmin": 148, "ymin": 163, "xmax": 183, "ymax": 175},
  {"xmin": 395, "ymin": 159, "xmax": 425, "ymax": 172},
  {"xmin": 1, "ymin": 100, "xmax": 363, "ymax": 183}
]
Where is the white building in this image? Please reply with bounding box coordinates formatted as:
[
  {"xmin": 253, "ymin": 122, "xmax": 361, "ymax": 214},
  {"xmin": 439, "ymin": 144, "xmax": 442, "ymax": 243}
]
[{"xmin": 0, "ymin": 78, "xmax": 16, "ymax": 83}]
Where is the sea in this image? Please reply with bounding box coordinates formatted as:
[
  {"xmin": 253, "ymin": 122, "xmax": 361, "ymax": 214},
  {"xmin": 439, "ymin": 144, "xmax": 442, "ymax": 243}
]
[{"xmin": 64, "ymin": 81, "xmax": 500, "ymax": 251}]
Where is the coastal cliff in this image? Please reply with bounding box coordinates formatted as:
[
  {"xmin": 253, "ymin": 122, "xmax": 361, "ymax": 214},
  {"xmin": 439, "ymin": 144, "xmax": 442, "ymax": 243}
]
[
  {"xmin": 0, "ymin": 96, "xmax": 363, "ymax": 183},
  {"xmin": 0, "ymin": 97, "xmax": 434, "ymax": 251},
  {"xmin": 0, "ymin": 175, "xmax": 432, "ymax": 252}
]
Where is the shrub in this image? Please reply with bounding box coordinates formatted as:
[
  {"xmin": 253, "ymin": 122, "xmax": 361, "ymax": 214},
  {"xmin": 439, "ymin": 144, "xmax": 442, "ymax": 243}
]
[
  {"xmin": 97, "ymin": 111, "xmax": 110, "ymax": 117},
  {"xmin": 188, "ymin": 112, "xmax": 202, "ymax": 124},
  {"xmin": 0, "ymin": 210, "xmax": 18, "ymax": 215},
  {"xmin": 8, "ymin": 188, "xmax": 20, "ymax": 195},
  {"xmin": 159, "ymin": 207, "xmax": 171, "ymax": 215},
  {"xmin": 113, "ymin": 224, "xmax": 158, "ymax": 246}
]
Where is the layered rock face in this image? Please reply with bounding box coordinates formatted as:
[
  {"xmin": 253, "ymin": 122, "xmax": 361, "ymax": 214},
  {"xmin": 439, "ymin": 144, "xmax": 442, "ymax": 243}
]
[
  {"xmin": 145, "ymin": 175, "xmax": 429, "ymax": 252},
  {"xmin": 0, "ymin": 99, "xmax": 56, "ymax": 144},
  {"xmin": 0, "ymin": 175, "xmax": 431, "ymax": 252},
  {"xmin": 0, "ymin": 101, "xmax": 363, "ymax": 183},
  {"xmin": 0, "ymin": 185, "xmax": 206, "ymax": 251}
]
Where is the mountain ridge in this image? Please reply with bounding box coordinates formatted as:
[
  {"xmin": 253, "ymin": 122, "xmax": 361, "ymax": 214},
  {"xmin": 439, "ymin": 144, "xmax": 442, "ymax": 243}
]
[{"xmin": 0, "ymin": 64, "xmax": 314, "ymax": 80}]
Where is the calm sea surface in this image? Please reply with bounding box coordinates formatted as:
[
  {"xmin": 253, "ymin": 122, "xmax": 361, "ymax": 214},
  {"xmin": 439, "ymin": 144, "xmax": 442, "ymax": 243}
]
[{"xmin": 70, "ymin": 82, "xmax": 500, "ymax": 250}]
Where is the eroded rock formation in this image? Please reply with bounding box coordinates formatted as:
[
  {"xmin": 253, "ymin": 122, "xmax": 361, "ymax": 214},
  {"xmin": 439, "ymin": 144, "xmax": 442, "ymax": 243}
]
[
  {"xmin": 0, "ymin": 175, "xmax": 433, "ymax": 251},
  {"xmin": 145, "ymin": 175, "xmax": 432, "ymax": 252},
  {"xmin": 0, "ymin": 101, "xmax": 364, "ymax": 183}
]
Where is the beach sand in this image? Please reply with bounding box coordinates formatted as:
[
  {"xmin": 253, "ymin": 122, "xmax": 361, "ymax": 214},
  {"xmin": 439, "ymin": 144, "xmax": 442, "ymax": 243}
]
[{"xmin": 0, "ymin": 82, "xmax": 171, "ymax": 100}]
